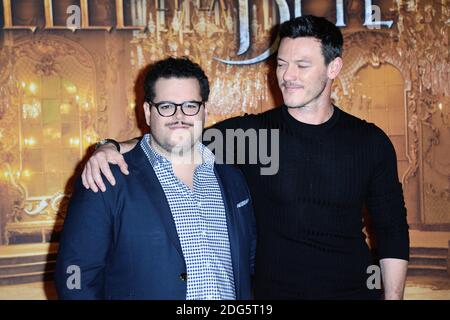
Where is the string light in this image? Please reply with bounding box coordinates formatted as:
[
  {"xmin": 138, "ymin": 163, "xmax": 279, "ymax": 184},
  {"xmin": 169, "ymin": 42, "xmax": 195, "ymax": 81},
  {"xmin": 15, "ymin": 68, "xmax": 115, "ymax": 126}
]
[
  {"xmin": 69, "ymin": 138, "xmax": 80, "ymax": 146},
  {"xmin": 24, "ymin": 137, "xmax": 36, "ymax": 146},
  {"xmin": 82, "ymin": 102, "xmax": 90, "ymax": 111},
  {"xmin": 65, "ymin": 84, "xmax": 77, "ymax": 94},
  {"xmin": 60, "ymin": 103, "xmax": 71, "ymax": 114},
  {"xmin": 84, "ymin": 134, "xmax": 95, "ymax": 144},
  {"xmin": 28, "ymin": 82, "xmax": 38, "ymax": 94}
]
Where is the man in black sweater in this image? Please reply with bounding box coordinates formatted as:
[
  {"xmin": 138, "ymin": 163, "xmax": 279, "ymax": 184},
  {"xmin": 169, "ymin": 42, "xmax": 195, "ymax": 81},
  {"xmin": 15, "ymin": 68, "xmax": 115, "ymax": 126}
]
[{"xmin": 81, "ymin": 16, "xmax": 409, "ymax": 299}]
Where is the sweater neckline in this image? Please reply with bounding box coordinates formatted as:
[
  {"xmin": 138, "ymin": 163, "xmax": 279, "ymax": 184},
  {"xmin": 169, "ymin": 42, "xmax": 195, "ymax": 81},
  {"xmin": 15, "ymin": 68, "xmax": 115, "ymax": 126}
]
[{"xmin": 281, "ymin": 104, "xmax": 341, "ymax": 135}]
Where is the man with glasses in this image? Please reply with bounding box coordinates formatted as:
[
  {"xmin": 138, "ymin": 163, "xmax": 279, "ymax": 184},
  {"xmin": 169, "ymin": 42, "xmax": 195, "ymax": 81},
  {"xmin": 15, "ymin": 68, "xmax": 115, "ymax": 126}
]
[
  {"xmin": 79, "ymin": 16, "xmax": 410, "ymax": 300},
  {"xmin": 55, "ymin": 57, "xmax": 256, "ymax": 300}
]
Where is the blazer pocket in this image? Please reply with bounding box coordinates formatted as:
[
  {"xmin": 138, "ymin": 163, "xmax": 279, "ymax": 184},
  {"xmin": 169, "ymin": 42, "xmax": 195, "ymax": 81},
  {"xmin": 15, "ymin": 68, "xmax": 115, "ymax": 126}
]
[{"xmin": 236, "ymin": 198, "xmax": 249, "ymax": 208}]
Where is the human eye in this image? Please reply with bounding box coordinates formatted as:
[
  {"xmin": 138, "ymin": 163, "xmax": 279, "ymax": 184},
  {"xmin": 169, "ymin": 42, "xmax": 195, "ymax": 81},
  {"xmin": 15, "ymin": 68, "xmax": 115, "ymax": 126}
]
[
  {"xmin": 158, "ymin": 103, "xmax": 174, "ymax": 110},
  {"xmin": 184, "ymin": 102, "xmax": 200, "ymax": 109}
]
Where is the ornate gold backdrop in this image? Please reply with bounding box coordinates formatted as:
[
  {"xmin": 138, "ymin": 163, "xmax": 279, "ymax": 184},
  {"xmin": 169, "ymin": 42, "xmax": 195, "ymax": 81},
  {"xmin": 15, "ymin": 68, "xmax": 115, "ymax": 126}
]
[{"xmin": 0, "ymin": 0, "xmax": 449, "ymax": 247}]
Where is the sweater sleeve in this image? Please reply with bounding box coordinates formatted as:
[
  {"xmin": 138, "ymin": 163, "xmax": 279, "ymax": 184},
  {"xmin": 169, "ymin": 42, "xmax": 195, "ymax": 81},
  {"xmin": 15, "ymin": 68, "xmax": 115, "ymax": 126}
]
[{"xmin": 366, "ymin": 125, "xmax": 410, "ymax": 261}]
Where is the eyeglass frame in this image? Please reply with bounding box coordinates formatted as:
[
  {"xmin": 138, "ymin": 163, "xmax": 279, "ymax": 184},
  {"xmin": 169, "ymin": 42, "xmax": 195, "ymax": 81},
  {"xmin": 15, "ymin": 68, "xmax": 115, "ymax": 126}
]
[{"xmin": 149, "ymin": 100, "xmax": 205, "ymax": 117}]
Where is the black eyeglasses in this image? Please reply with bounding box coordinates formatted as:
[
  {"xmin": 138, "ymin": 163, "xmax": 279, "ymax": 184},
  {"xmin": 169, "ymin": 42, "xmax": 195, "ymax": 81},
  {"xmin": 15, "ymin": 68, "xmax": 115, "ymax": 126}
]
[{"xmin": 150, "ymin": 100, "xmax": 204, "ymax": 117}]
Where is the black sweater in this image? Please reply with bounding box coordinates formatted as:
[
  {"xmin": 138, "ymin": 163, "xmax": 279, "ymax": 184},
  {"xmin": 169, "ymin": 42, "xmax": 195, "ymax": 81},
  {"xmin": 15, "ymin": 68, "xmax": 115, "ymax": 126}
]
[{"xmin": 209, "ymin": 105, "xmax": 409, "ymax": 299}]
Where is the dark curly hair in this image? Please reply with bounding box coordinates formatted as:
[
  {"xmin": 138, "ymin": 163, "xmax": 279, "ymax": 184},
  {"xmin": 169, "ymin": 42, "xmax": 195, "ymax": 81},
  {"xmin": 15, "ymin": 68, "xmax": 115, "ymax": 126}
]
[{"xmin": 144, "ymin": 57, "xmax": 210, "ymax": 102}]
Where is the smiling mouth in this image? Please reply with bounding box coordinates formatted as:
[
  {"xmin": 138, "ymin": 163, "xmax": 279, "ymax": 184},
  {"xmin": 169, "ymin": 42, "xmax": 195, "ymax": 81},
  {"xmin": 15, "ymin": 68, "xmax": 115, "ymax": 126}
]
[
  {"xmin": 283, "ymin": 86, "xmax": 304, "ymax": 92},
  {"xmin": 283, "ymin": 82, "xmax": 303, "ymax": 88}
]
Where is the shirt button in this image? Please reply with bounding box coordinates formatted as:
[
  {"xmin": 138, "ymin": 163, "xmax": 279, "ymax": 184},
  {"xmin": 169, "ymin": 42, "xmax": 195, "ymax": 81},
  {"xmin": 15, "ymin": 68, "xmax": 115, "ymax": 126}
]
[{"xmin": 201, "ymin": 230, "xmax": 207, "ymax": 236}]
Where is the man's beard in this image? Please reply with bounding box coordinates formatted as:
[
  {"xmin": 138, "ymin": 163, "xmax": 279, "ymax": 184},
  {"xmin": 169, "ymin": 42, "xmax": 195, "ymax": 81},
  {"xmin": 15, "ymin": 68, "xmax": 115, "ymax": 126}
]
[
  {"xmin": 155, "ymin": 135, "xmax": 195, "ymax": 156},
  {"xmin": 283, "ymin": 76, "xmax": 329, "ymax": 109},
  {"xmin": 151, "ymin": 120, "xmax": 203, "ymax": 158}
]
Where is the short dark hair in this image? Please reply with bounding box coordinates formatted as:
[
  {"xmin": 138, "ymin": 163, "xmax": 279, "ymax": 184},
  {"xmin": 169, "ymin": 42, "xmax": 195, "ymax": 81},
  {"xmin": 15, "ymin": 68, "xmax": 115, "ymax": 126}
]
[
  {"xmin": 278, "ymin": 15, "xmax": 343, "ymax": 65},
  {"xmin": 144, "ymin": 57, "xmax": 209, "ymax": 102}
]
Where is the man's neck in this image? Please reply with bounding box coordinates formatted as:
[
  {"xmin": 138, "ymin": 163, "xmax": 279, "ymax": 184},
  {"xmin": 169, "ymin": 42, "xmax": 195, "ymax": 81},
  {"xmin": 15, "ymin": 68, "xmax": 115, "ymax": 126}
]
[
  {"xmin": 150, "ymin": 138, "xmax": 202, "ymax": 189},
  {"xmin": 287, "ymin": 100, "xmax": 334, "ymax": 125},
  {"xmin": 172, "ymin": 161, "xmax": 197, "ymax": 190}
]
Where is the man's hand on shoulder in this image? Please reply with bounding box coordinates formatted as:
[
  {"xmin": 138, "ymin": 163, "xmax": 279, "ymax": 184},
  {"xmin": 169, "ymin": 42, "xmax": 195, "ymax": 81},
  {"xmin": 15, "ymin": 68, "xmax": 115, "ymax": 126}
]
[{"xmin": 81, "ymin": 138, "xmax": 138, "ymax": 192}]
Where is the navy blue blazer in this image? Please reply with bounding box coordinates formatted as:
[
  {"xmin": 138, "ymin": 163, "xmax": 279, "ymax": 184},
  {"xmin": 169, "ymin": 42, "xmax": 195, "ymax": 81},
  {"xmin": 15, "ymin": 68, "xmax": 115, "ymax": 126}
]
[{"xmin": 55, "ymin": 144, "xmax": 256, "ymax": 300}]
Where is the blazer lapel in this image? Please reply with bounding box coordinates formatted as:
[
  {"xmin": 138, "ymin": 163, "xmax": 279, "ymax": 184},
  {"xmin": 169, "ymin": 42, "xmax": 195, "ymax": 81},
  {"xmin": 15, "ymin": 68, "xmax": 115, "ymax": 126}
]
[
  {"xmin": 133, "ymin": 146, "xmax": 185, "ymax": 261},
  {"xmin": 214, "ymin": 164, "xmax": 241, "ymax": 299}
]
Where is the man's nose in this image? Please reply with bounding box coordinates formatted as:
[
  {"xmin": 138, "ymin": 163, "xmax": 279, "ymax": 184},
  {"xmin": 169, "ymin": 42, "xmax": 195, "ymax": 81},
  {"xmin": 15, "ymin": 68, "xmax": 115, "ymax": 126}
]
[
  {"xmin": 173, "ymin": 105, "xmax": 185, "ymax": 120},
  {"xmin": 283, "ymin": 65, "xmax": 298, "ymax": 82}
]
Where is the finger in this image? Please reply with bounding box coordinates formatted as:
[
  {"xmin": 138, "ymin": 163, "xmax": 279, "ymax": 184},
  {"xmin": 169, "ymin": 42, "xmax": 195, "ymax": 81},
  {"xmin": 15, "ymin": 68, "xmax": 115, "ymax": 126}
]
[
  {"xmin": 99, "ymin": 159, "xmax": 116, "ymax": 186},
  {"xmin": 90, "ymin": 158, "xmax": 107, "ymax": 192},
  {"xmin": 115, "ymin": 155, "xmax": 129, "ymax": 175},
  {"xmin": 85, "ymin": 162, "xmax": 98, "ymax": 193},
  {"xmin": 81, "ymin": 166, "xmax": 89, "ymax": 189}
]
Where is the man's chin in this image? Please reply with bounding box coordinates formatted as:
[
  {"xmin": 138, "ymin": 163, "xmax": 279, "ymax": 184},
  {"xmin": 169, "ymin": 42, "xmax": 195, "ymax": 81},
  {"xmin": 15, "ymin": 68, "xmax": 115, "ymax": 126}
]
[
  {"xmin": 282, "ymin": 95, "xmax": 305, "ymax": 108},
  {"xmin": 168, "ymin": 138, "xmax": 195, "ymax": 152},
  {"xmin": 284, "ymin": 102, "xmax": 306, "ymax": 108},
  {"xmin": 168, "ymin": 131, "xmax": 191, "ymax": 142}
]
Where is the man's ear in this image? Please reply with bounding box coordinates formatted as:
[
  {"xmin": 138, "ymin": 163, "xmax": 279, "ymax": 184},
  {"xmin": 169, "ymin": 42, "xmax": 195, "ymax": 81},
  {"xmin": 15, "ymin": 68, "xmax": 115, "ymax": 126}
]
[
  {"xmin": 327, "ymin": 57, "xmax": 343, "ymax": 80},
  {"xmin": 143, "ymin": 102, "xmax": 151, "ymax": 126}
]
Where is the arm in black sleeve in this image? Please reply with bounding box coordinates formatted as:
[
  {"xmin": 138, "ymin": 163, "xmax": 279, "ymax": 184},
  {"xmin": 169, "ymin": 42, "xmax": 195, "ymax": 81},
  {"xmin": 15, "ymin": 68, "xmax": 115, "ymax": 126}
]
[{"xmin": 366, "ymin": 126, "xmax": 410, "ymax": 261}]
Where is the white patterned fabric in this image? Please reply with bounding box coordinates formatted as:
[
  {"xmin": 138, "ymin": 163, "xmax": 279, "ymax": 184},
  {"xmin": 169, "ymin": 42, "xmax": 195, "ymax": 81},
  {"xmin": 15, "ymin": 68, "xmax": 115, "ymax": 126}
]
[{"xmin": 140, "ymin": 134, "xmax": 236, "ymax": 300}]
